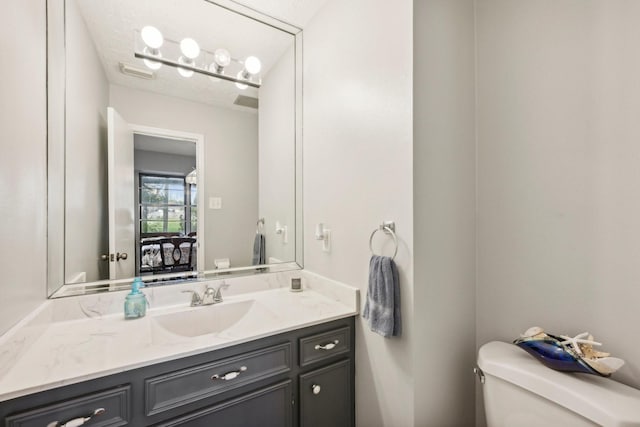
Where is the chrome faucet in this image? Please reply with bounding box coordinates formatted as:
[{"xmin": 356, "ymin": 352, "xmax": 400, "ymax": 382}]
[
  {"xmin": 182, "ymin": 282, "xmax": 229, "ymax": 306},
  {"xmin": 182, "ymin": 289, "xmax": 203, "ymax": 306},
  {"xmin": 213, "ymin": 281, "xmax": 230, "ymax": 303},
  {"xmin": 201, "ymin": 286, "xmax": 217, "ymax": 305}
]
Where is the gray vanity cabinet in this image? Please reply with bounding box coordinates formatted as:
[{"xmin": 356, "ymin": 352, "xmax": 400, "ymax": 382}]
[
  {"xmin": 0, "ymin": 317, "xmax": 355, "ymax": 427},
  {"xmin": 300, "ymin": 360, "xmax": 352, "ymax": 427}
]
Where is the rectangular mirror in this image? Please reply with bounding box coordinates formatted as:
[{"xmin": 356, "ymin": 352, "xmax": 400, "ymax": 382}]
[{"xmin": 47, "ymin": 0, "xmax": 303, "ymax": 297}]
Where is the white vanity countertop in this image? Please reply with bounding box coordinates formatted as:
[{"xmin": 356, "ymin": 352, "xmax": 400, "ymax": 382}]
[{"xmin": 0, "ymin": 271, "xmax": 359, "ymax": 402}]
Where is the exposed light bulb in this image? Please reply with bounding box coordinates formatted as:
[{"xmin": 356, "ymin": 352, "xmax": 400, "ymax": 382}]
[
  {"xmin": 178, "ymin": 56, "xmax": 194, "ymax": 78},
  {"xmin": 214, "ymin": 48, "xmax": 231, "ymax": 68},
  {"xmin": 141, "ymin": 26, "xmax": 163, "ymax": 49},
  {"xmin": 178, "ymin": 68, "xmax": 194, "ymax": 78},
  {"xmin": 180, "ymin": 38, "xmax": 200, "ymax": 59},
  {"xmin": 235, "ymin": 70, "xmax": 248, "ymax": 90},
  {"xmin": 142, "ymin": 47, "xmax": 162, "ymax": 70},
  {"xmin": 244, "ymin": 56, "xmax": 261, "ymax": 75},
  {"xmin": 143, "ymin": 58, "xmax": 162, "ymax": 70},
  {"xmin": 207, "ymin": 63, "xmax": 221, "ymax": 83}
]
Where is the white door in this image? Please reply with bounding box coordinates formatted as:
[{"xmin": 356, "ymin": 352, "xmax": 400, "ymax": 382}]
[{"xmin": 107, "ymin": 107, "xmax": 135, "ymax": 279}]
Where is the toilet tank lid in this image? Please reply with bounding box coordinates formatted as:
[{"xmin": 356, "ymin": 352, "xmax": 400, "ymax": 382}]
[{"xmin": 478, "ymin": 341, "xmax": 640, "ymax": 426}]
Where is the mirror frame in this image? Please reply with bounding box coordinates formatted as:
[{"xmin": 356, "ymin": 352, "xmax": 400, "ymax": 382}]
[{"xmin": 46, "ymin": 0, "xmax": 304, "ymax": 297}]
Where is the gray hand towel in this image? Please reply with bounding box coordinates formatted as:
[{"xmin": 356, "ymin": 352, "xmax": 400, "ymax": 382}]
[
  {"xmin": 363, "ymin": 255, "xmax": 401, "ymax": 337},
  {"xmin": 252, "ymin": 233, "xmax": 265, "ymax": 265}
]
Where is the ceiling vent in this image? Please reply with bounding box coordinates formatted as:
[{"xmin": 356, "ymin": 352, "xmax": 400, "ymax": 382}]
[
  {"xmin": 119, "ymin": 62, "xmax": 155, "ymax": 80},
  {"xmin": 234, "ymin": 95, "xmax": 259, "ymax": 109}
]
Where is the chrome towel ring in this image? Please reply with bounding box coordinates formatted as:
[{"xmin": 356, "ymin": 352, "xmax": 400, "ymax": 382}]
[{"xmin": 369, "ymin": 221, "xmax": 398, "ymax": 260}]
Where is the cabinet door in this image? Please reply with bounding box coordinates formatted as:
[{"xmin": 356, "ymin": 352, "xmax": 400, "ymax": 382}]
[
  {"xmin": 299, "ymin": 360, "xmax": 353, "ymax": 427},
  {"xmin": 157, "ymin": 380, "xmax": 292, "ymax": 427}
]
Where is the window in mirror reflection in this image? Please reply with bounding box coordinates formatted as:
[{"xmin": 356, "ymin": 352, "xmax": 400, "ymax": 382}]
[{"xmin": 138, "ymin": 174, "xmax": 197, "ymax": 276}]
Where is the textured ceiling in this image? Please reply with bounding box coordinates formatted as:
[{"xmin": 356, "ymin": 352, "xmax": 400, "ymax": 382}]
[
  {"xmin": 234, "ymin": 0, "xmax": 330, "ymax": 27},
  {"xmin": 75, "ymin": 0, "xmax": 296, "ymax": 111}
]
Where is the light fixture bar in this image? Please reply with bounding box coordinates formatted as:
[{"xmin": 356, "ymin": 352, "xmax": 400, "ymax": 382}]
[{"xmin": 134, "ymin": 51, "xmax": 261, "ymax": 88}]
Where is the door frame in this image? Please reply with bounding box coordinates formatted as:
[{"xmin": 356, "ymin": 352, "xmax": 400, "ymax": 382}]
[
  {"xmin": 107, "ymin": 107, "xmax": 136, "ymax": 280},
  {"xmin": 130, "ymin": 124, "xmax": 205, "ymax": 275}
]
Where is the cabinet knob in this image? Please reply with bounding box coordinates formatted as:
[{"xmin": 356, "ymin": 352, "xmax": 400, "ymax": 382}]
[
  {"xmin": 100, "ymin": 254, "xmax": 109, "ymax": 261},
  {"xmin": 312, "ymin": 384, "xmax": 321, "ymax": 395},
  {"xmin": 314, "ymin": 339, "xmax": 339, "ymax": 351},
  {"xmin": 116, "ymin": 252, "xmax": 128, "ymax": 261}
]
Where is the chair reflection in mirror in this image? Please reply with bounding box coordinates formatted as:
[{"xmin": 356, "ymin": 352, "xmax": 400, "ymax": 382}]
[{"xmin": 140, "ymin": 236, "xmax": 197, "ymax": 274}]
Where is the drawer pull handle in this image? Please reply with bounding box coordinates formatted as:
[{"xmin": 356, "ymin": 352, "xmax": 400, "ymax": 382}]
[
  {"xmin": 312, "ymin": 384, "xmax": 322, "ymax": 395},
  {"xmin": 47, "ymin": 407, "xmax": 105, "ymax": 427},
  {"xmin": 314, "ymin": 340, "xmax": 339, "ymax": 351},
  {"xmin": 211, "ymin": 366, "xmax": 247, "ymax": 381}
]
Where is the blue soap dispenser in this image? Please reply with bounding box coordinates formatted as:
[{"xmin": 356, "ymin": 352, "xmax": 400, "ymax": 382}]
[{"xmin": 124, "ymin": 277, "xmax": 147, "ymax": 319}]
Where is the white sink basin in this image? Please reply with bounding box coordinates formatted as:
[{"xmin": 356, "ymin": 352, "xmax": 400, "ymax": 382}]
[{"xmin": 152, "ymin": 300, "xmax": 255, "ymax": 337}]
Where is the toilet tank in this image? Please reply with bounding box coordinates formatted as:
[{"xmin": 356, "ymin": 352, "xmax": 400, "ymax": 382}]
[{"xmin": 477, "ymin": 341, "xmax": 640, "ymax": 427}]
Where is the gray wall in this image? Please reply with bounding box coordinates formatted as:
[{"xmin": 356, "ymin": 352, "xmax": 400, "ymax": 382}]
[
  {"xmin": 110, "ymin": 85, "xmax": 258, "ymax": 269},
  {"xmin": 476, "ymin": 0, "xmax": 640, "ymax": 423},
  {"xmin": 6, "ymin": 4, "xmax": 640, "ymax": 426},
  {"xmin": 64, "ymin": 0, "xmax": 109, "ymax": 283},
  {"xmin": 413, "ymin": 0, "xmax": 477, "ymax": 425},
  {"xmin": 259, "ymin": 44, "xmax": 296, "ymax": 264},
  {"xmin": 303, "ymin": 1, "xmax": 415, "ymax": 425},
  {"xmin": 0, "ymin": 1, "xmax": 47, "ymax": 334}
]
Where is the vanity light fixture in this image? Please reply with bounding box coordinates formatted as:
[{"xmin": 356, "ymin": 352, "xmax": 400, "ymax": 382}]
[
  {"xmin": 180, "ymin": 38, "xmax": 200, "ymax": 59},
  {"xmin": 212, "ymin": 48, "xmax": 231, "ymax": 72},
  {"xmin": 208, "ymin": 48, "xmax": 231, "ymax": 83},
  {"xmin": 177, "ymin": 38, "xmax": 200, "ymax": 78},
  {"xmin": 235, "ymin": 56, "xmax": 262, "ymax": 90},
  {"xmin": 235, "ymin": 72, "xmax": 249, "ymax": 90},
  {"xmin": 143, "ymin": 49, "xmax": 163, "ymax": 70},
  {"xmin": 134, "ymin": 28, "xmax": 262, "ymax": 88},
  {"xmin": 140, "ymin": 25, "xmax": 164, "ymax": 70},
  {"xmin": 141, "ymin": 26, "xmax": 164, "ymax": 49},
  {"xmin": 244, "ymin": 56, "xmax": 262, "ymax": 75}
]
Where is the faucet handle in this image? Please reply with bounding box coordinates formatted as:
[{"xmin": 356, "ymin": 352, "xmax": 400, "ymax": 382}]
[
  {"xmin": 201, "ymin": 286, "xmax": 217, "ymax": 305},
  {"xmin": 182, "ymin": 290, "xmax": 202, "ymax": 306},
  {"xmin": 213, "ymin": 281, "xmax": 229, "ymax": 303}
]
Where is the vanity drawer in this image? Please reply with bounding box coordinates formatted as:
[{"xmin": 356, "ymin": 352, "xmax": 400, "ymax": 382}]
[
  {"xmin": 299, "ymin": 326, "xmax": 351, "ymax": 367},
  {"xmin": 145, "ymin": 342, "xmax": 291, "ymax": 416},
  {"xmin": 156, "ymin": 380, "xmax": 293, "ymax": 427},
  {"xmin": 5, "ymin": 385, "xmax": 130, "ymax": 427}
]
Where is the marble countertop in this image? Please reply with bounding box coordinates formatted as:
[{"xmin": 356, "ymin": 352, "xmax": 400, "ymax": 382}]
[{"xmin": 0, "ymin": 271, "xmax": 359, "ymax": 402}]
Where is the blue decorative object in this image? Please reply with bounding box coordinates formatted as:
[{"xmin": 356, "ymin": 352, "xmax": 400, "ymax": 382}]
[
  {"xmin": 124, "ymin": 277, "xmax": 148, "ymax": 319},
  {"xmin": 515, "ymin": 335, "xmax": 600, "ymax": 375},
  {"xmin": 514, "ymin": 327, "xmax": 625, "ymax": 377}
]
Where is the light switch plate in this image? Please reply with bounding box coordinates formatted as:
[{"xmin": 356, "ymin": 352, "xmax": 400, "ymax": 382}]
[{"xmin": 209, "ymin": 197, "xmax": 222, "ymax": 209}]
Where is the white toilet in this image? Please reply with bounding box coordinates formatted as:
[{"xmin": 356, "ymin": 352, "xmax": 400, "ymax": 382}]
[{"xmin": 477, "ymin": 341, "xmax": 640, "ymax": 426}]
